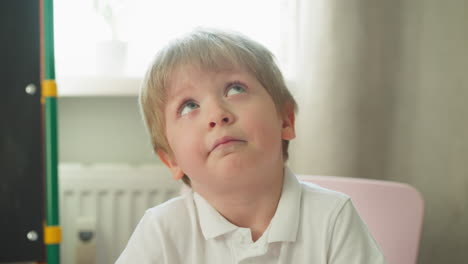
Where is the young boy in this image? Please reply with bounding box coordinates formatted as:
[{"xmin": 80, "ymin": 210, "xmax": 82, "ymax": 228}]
[{"xmin": 116, "ymin": 28, "xmax": 386, "ymax": 263}]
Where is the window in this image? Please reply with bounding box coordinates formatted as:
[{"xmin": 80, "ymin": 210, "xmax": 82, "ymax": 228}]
[{"xmin": 54, "ymin": 0, "xmax": 293, "ymax": 82}]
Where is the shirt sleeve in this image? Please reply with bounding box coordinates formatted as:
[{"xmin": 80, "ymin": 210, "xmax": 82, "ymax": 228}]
[
  {"xmin": 114, "ymin": 211, "xmax": 166, "ymax": 264},
  {"xmin": 327, "ymin": 199, "xmax": 387, "ymax": 264}
]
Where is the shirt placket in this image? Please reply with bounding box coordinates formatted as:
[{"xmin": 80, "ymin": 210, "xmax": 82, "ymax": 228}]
[{"xmin": 230, "ymin": 229, "xmax": 269, "ymax": 263}]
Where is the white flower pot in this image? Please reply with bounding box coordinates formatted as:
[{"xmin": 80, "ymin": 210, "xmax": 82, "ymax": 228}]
[{"xmin": 95, "ymin": 40, "xmax": 127, "ymax": 76}]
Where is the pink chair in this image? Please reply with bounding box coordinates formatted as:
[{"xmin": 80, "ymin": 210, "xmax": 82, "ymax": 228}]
[{"xmin": 298, "ymin": 175, "xmax": 424, "ymax": 264}]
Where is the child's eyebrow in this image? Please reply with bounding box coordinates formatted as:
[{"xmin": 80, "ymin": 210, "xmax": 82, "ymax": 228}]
[{"xmin": 167, "ymin": 81, "xmax": 193, "ymax": 101}]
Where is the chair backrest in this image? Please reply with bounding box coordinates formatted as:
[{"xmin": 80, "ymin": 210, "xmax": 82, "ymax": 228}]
[{"xmin": 297, "ymin": 175, "xmax": 424, "ymax": 264}]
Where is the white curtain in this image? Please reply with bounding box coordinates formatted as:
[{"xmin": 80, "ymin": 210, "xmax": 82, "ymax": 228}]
[
  {"xmin": 286, "ymin": 3, "xmax": 468, "ymax": 263},
  {"xmin": 287, "ymin": 0, "xmax": 399, "ymax": 179}
]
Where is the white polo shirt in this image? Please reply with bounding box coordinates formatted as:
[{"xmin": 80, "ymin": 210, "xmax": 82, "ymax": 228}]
[{"xmin": 116, "ymin": 168, "xmax": 386, "ymax": 264}]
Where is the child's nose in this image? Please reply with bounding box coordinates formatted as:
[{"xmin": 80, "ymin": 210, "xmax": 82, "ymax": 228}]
[
  {"xmin": 207, "ymin": 104, "xmax": 234, "ymax": 128},
  {"xmin": 209, "ymin": 116, "xmax": 230, "ymax": 128}
]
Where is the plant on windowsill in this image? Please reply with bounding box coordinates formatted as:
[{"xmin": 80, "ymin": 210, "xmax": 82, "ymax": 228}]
[{"xmin": 93, "ymin": 0, "xmax": 128, "ymax": 76}]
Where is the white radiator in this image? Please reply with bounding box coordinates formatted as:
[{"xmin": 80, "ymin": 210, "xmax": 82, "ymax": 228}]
[{"xmin": 59, "ymin": 163, "xmax": 182, "ymax": 264}]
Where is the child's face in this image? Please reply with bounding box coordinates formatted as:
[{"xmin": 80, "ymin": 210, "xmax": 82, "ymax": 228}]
[{"xmin": 158, "ymin": 64, "xmax": 295, "ymax": 190}]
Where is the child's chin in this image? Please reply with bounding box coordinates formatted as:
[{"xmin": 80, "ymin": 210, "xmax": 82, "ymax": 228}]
[{"xmin": 211, "ymin": 153, "xmax": 249, "ymax": 171}]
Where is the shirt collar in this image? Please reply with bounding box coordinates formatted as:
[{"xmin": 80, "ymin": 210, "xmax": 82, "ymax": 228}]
[
  {"xmin": 193, "ymin": 167, "xmax": 302, "ymax": 242},
  {"xmin": 267, "ymin": 167, "xmax": 302, "ymax": 243},
  {"xmin": 193, "ymin": 191, "xmax": 238, "ymax": 240}
]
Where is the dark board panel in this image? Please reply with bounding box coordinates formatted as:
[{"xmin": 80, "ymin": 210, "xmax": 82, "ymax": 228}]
[{"xmin": 0, "ymin": 0, "xmax": 45, "ymax": 262}]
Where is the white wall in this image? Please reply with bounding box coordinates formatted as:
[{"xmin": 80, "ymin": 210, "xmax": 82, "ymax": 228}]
[{"xmin": 58, "ymin": 97, "xmax": 156, "ymax": 164}]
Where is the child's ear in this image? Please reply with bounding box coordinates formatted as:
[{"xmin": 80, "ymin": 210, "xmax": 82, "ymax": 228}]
[
  {"xmin": 281, "ymin": 102, "xmax": 296, "ymax": 140},
  {"xmin": 157, "ymin": 150, "xmax": 185, "ymax": 181}
]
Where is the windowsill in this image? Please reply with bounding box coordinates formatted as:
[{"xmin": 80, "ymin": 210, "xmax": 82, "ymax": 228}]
[
  {"xmin": 56, "ymin": 75, "xmax": 297, "ymax": 97},
  {"xmin": 56, "ymin": 75, "xmax": 142, "ymax": 97}
]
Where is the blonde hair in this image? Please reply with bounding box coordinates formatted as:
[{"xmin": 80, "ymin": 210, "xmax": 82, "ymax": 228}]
[{"xmin": 140, "ymin": 28, "xmax": 297, "ymax": 186}]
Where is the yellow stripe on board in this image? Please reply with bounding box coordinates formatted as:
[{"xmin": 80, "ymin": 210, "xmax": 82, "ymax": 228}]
[
  {"xmin": 44, "ymin": 226, "xmax": 62, "ymax": 244},
  {"xmin": 42, "ymin": 79, "xmax": 57, "ymax": 97}
]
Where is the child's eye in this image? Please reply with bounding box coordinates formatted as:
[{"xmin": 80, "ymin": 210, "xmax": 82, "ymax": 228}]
[
  {"xmin": 179, "ymin": 101, "xmax": 199, "ymax": 116},
  {"xmin": 226, "ymin": 83, "xmax": 246, "ymax": 96}
]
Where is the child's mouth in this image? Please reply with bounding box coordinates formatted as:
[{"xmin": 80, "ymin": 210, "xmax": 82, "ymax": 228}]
[{"xmin": 210, "ymin": 136, "xmax": 245, "ymax": 153}]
